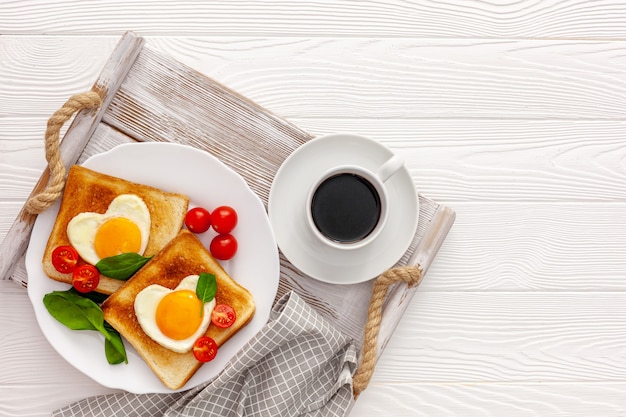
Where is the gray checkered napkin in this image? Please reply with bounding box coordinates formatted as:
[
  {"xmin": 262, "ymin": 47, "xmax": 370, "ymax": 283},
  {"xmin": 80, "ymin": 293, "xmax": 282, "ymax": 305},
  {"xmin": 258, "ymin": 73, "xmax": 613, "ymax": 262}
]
[{"xmin": 53, "ymin": 291, "xmax": 358, "ymax": 417}]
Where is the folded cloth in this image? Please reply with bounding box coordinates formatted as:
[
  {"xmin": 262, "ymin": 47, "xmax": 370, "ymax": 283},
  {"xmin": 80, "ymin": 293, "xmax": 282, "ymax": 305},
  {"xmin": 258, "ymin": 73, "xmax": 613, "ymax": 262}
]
[{"xmin": 53, "ymin": 291, "xmax": 358, "ymax": 417}]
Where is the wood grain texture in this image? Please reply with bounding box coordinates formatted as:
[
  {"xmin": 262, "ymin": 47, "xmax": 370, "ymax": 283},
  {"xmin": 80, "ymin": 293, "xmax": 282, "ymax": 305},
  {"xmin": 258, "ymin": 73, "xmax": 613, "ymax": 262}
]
[
  {"xmin": 5, "ymin": 116, "xmax": 626, "ymax": 204},
  {"xmin": 2, "ymin": 37, "xmax": 626, "ymax": 120},
  {"xmin": 376, "ymin": 291, "xmax": 626, "ymax": 382},
  {"xmin": 351, "ymin": 383, "xmax": 626, "ymax": 416},
  {"xmin": 0, "ymin": 37, "xmax": 115, "ymax": 116},
  {"xmin": 2, "ymin": 1, "xmax": 626, "ymax": 38},
  {"xmin": 2, "ymin": 1, "xmax": 626, "ymax": 416},
  {"xmin": 425, "ymin": 202, "xmax": 626, "ymax": 291}
]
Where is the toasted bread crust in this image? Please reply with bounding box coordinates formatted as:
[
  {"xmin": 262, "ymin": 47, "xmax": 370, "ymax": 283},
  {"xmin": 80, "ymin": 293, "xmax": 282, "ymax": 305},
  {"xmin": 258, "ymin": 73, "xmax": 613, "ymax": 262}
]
[
  {"xmin": 101, "ymin": 230, "xmax": 256, "ymax": 390},
  {"xmin": 42, "ymin": 165, "xmax": 189, "ymax": 294}
]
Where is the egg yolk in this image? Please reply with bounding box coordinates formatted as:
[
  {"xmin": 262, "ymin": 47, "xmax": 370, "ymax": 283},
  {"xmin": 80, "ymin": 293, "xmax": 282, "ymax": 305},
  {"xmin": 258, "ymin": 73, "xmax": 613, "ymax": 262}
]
[
  {"xmin": 94, "ymin": 217, "xmax": 142, "ymax": 259},
  {"xmin": 155, "ymin": 289, "xmax": 203, "ymax": 340}
]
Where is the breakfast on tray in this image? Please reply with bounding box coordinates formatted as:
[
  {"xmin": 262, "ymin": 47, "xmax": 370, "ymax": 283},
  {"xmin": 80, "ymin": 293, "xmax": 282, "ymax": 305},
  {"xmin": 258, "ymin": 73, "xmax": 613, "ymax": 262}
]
[{"xmin": 39, "ymin": 163, "xmax": 255, "ymax": 390}]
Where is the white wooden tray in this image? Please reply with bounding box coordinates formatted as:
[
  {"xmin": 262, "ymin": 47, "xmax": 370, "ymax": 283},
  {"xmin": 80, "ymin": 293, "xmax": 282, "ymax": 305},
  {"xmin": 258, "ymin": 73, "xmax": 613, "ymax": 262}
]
[{"xmin": 0, "ymin": 31, "xmax": 455, "ymax": 383}]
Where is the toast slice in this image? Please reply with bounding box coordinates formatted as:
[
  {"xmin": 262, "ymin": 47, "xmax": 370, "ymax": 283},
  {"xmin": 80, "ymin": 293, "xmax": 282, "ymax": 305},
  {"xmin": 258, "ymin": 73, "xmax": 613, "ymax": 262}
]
[
  {"xmin": 101, "ymin": 229, "xmax": 256, "ymax": 390},
  {"xmin": 42, "ymin": 165, "xmax": 189, "ymax": 294}
]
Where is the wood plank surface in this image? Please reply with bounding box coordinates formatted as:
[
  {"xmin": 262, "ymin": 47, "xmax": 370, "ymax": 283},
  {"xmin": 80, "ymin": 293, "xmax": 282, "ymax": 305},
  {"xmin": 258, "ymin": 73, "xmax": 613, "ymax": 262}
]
[
  {"xmin": 350, "ymin": 383, "xmax": 626, "ymax": 416},
  {"xmin": 3, "ymin": 37, "xmax": 626, "ymax": 120},
  {"xmin": 2, "ymin": 1, "xmax": 626, "ymax": 416},
  {"xmin": 2, "ymin": 1, "xmax": 626, "ymax": 38},
  {"xmin": 5, "ymin": 116, "xmax": 626, "ymax": 203}
]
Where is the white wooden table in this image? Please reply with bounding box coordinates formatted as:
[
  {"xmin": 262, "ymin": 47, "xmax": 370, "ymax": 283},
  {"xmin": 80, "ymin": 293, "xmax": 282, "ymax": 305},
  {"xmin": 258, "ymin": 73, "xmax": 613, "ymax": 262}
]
[{"xmin": 2, "ymin": 2, "xmax": 626, "ymax": 416}]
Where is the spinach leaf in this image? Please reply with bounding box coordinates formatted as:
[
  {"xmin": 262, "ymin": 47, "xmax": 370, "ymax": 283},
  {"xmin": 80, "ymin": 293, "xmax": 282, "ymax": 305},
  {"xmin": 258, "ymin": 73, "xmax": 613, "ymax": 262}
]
[
  {"xmin": 43, "ymin": 289, "xmax": 127, "ymax": 365},
  {"xmin": 103, "ymin": 322, "xmax": 127, "ymax": 365},
  {"xmin": 68, "ymin": 287, "xmax": 109, "ymax": 305},
  {"xmin": 96, "ymin": 253, "xmax": 153, "ymax": 280},
  {"xmin": 43, "ymin": 290, "xmax": 104, "ymax": 331},
  {"xmin": 104, "ymin": 338, "xmax": 126, "ymax": 365},
  {"xmin": 196, "ymin": 272, "xmax": 217, "ymax": 316}
]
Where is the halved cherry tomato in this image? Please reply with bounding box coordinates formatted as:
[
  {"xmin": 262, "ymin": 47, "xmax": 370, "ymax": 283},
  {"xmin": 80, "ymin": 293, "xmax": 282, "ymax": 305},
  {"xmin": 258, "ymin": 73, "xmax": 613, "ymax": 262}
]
[
  {"xmin": 210, "ymin": 206, "xmax": 238, "ymax": 234},
  {"xmin": 211, "ymin": 304, "xmax": 236, "ymax": 328},
  {"xmin": 185, "ymin": 207, "xmax": 212, "ymax": 233},
  {"xmin": 72, "ymin": 265, "xmax": 100, "ymax": 293},
  {"xmin": 193, "ymin": 336, "xmax": 218, "ymax": 362},
  {"xmin": 51, "ymin": 245, "xmax": 79, "ymax": 274},
  {"xmin": 209, "ymin": 234, "xmax": 238, "ymax": 260}
]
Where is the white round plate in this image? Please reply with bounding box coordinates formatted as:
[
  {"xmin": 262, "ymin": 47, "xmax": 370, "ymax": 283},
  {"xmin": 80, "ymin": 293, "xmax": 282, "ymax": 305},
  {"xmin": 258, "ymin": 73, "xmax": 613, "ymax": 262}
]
[
  {"xmin": 26, "ymin": 142, "xmax": 279, "ymax": 394},
  {"xmin": 268, "ymin": 133, "xmax": 418, "ymax": 284}
]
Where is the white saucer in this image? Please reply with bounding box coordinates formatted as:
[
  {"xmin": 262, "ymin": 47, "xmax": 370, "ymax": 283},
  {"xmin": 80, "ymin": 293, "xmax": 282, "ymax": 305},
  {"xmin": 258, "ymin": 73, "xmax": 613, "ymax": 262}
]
[{"xmin": 268, "ymin": 133, "xmax": 418, "ymax": 284}]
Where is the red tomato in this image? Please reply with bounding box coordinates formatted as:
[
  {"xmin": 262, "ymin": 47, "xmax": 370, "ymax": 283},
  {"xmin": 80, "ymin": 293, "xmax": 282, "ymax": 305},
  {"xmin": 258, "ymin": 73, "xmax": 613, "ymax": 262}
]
[
  {"xmin": 210, "ymin": 206, "xmax": 238, "ymax": 234},
  {"xmin": 193, "ymin": 336, "xmax": 218, "ymax": 362},
  {"xmin": 209, "ymin": 234, "xmax": 238, "ymax": 260},
  {"xmin": 185, "ymin": 207, "xmax": 212, "ymax": 233},
  {"xmin": 211, "ymin": 304, "xmax": 236, "ymax": 328},
  {"xmin": 72, "ymin": 265, "xmax": 100, "ymax": 293},
  {"xmin": 51, "ymin": 245, "xmax": 80, "ymax": 274}
]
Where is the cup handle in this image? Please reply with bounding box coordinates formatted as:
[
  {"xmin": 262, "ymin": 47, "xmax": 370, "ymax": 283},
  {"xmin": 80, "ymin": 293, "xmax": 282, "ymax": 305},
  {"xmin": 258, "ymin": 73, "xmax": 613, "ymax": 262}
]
[{"xmin": 377, "ymin": 155, "xmax": 404, "ymax": 182}]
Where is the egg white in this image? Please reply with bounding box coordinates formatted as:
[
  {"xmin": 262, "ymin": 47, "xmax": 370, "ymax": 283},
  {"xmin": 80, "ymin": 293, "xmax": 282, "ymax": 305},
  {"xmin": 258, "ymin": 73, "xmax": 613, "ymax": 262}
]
[
  {"xmin": 134, "ymin": 275, "xmax": 215, "ymax": 353},
  {"xmin": 67, "ymin": 194, "xmax": 151, "ymax": 265}
]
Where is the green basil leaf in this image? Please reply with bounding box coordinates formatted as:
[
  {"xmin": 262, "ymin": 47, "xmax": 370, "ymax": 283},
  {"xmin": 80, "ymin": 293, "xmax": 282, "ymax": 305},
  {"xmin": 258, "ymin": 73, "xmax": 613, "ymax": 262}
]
[
  {"xmin": 43, "ymin": 290, "xmax": 104, "ymax": 331},
  {"xmin": 196, "ymin": 273, "xmax": 217, "ymax": 316},
  {"xmin": 68, "ymin": 287, "xmax": 109, "ymax": 305},
  {"xmin": 43, "ymin": 289, "xmax": 127, "ymax": 366},
  {"xmin": 103, "ymin": 322, "xmax": 127, "ymax": 365},
  {"xmin": 96, "ymin": 253, "xmax": 153, "ymax": 280},
  {"xmin": 104, "ymin": 339, "xmax": 125, "ymax": 365}
]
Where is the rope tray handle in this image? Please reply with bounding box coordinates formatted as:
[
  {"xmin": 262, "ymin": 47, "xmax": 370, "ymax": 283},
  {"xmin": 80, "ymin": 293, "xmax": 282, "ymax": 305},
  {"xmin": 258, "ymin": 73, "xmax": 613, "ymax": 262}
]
[
  {"xmin": 25, "ymin": 91, "xmax": 102, "ymax": 214},
  {"xmin": 353, "ymin": 264, "xmax": 423, "ymax": 398}
]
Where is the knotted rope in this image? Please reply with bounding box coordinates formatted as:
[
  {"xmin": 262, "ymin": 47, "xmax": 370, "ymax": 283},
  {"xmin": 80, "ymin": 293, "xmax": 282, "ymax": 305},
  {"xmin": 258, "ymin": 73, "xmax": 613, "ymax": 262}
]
[
  {"xmin": 353, "ymin": 264, "xmax": 423, "ymax": 398},
  {"xmin": 25, "ymin": 91, "xmax": 102, "ymax": 214}
]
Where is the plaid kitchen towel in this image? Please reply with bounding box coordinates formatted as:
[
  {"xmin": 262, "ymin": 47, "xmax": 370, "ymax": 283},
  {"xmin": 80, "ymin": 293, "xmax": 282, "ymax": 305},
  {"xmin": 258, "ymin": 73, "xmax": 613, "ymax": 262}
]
[{"xmin": 53, "ymin": 291, "xmax": 358, "ymax": 417}]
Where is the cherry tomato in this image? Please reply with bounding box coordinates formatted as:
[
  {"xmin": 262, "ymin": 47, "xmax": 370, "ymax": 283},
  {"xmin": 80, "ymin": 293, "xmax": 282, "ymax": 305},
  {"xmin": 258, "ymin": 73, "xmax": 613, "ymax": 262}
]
[
  {"xmin": 211, "ymin": 304, "xmax": 236, "ymax": 328},
  {"xmin": 72, "ymin": 265, "xmax": 100, "ymax": 293},
  {"xmin": 51, "ymin": 245, "xmax": 80, "ymax": 274},
  {"xmin": 185, "ymin": 207, "xmax": 212, "ymax": 233},
  {"xmin": 193, "ymin": 336, "xmax": 218, "ymax": 362},
  {"xmin": 209, "ymin": 234, "xmax": 238, "ymax": 260},
  {"xmin": 210, "ymin": 206, "xmax": 238, "ymax": 234}
]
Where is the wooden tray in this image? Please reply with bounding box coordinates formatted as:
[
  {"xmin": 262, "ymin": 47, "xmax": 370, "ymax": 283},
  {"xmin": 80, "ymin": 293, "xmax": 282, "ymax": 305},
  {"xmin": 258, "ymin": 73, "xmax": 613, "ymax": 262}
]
[{"xmin": 0, "ymin": 31, "xmax": 455, "ymax": 382}]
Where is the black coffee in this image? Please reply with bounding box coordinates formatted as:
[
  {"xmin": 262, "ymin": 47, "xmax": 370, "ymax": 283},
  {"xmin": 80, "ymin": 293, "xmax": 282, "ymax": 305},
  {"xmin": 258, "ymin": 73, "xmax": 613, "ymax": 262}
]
[{"xmin": 311, "ymin": 173, "xmax": 381, "ymax": 243}]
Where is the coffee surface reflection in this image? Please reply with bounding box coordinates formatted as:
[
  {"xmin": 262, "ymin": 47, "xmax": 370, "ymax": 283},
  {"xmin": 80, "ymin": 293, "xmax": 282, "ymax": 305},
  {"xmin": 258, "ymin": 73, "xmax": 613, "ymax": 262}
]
[{"xmin": 310, "ymin": 173, "xmax": 381, "ymax": 243}]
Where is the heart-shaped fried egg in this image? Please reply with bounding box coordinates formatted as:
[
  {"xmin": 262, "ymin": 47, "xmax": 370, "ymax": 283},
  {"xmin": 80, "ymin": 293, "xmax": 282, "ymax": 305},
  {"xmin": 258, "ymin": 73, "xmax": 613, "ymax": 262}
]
[
  {"xmin": 134, "ymin": 275, "xmax": 215, "ymax": 353},
  {"xmin": 66, "ymin": 194, "xmax": 151, "ymax": 266}
]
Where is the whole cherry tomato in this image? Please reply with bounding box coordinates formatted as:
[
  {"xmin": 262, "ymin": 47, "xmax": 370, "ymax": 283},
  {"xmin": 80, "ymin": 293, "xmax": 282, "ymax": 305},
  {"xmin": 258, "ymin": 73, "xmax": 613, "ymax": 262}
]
[
  {"xmin": 209, "ymin": 234, "xmax": 238, "ymax": 260},
  {"xmin": 51, "ymin": 245, "xmax": 80, "ymax": 274},
  {"xmin": 210, "ymin": 206, "xmax": 238, "ymax": 234},
  {"xmin": 185, "ymin": 207, "xmax": 212, "ymax": 233},
  {"xmin": 211, "ymin": 304, "xmax": 236, "ymax": 328},
  {"xmin": 193, "ymin": 336, "xmax": 218, "ymax": 362},
  {"xmin": 72, "ymin": 265, "xmax": 100, "ymax": 293}
]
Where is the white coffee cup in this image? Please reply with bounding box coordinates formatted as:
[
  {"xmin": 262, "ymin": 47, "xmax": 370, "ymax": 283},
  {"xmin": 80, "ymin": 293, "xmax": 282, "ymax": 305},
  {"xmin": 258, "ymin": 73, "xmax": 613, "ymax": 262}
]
[{"xmin": 305, "ymin": 154, "xmax": 404, "ymax": 250}]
